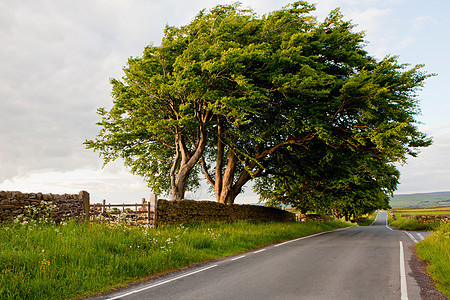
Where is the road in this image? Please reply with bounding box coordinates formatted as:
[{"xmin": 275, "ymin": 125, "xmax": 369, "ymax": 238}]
[{"xmin": 91, "ymin": 211, "xmax": 432, "ymax": 300}]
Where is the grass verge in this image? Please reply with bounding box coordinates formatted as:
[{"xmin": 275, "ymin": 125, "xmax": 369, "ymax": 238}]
[
  {"xmin": 354, "ymin": 212, "xmax": 377, "ymax": 226},
  {"xmin": 416, "ymin": 223, "xmax": 450, "ymax": 297},
  {"xmin": 389, "ymin": 209, "xmax": 443, "ymax": 231},
  {"xmin": 0, "ymin": 220, "xmax": 348, "ymax": 299},
  {"xmin": 389, "ymin": 217, "xmax": 441, "ymax": 231}
]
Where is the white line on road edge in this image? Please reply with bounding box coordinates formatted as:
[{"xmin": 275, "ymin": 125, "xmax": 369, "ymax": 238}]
[
  {"xmin": 107, "ymin": 264, "xmax": 219, "ymax": 300},
  {"xmin": 273, "ymin": 231, "xmax": 328, "ymax": 247},
  {"xmin": 399, "ymin": 241, "xmax": 409, "ymax": 300},
  {"xmin": 273, "ymin": 227, "xmax": 350, "ymax": 248},
  {"xmin": 230, "ymin": 255, "xmax": 246, "ymax": 261},
  {"xmin": 404, "ymin": 231, "xmax": 419, "ymax": 243},
  {"xmin": 253, "ymin": 249, "xmax": 266, "ymax": 254}
]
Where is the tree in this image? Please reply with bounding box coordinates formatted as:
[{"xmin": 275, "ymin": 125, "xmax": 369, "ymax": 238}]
[
  {"xmin": 86, "ymin": 2, "xmax": 431, "ymax": 204},
  {"xmin": 255, "ymin": 140, "xmax": 399, "ymax": 219}
]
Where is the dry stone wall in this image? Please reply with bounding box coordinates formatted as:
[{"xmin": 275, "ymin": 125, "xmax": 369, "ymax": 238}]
[
  {"xmin": 157, "ymin": 199, "xmax": 295, "ymax": 225},
  {"xmin": 0, "ymin": 191, "xmax": 90, "ymax": 223},
  {"xmin": 415, "ymin": 214, "xmax": 450, "ymax": 224}
]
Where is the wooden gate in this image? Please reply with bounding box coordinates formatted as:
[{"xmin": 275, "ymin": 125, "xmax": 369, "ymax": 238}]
[{"xmin": 89, "ymin": 194, "xmax": 157, "ymax": 226}]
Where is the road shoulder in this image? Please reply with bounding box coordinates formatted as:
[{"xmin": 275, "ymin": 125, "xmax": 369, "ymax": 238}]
[{"xmin": 408, "ymin": 244, "xmax": 447, "ymax": 299}]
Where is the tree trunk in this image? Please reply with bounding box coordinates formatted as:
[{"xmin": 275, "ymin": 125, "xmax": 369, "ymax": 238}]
[
  {"xmin": 215, "ymin": 148, "xmax": 253, "ymax": 205},
  {"xmin": 170, "ymin": 125, "xmax": 208, "ymax": 201},
  {"xmin": 171, "ymin": 167, "xmax": 190, "ymax": 200}
]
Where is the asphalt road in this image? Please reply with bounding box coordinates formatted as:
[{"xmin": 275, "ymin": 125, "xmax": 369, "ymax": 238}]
[{"xmin": 91, "ymin": 211, "xmax": 431, "ymax": 300}]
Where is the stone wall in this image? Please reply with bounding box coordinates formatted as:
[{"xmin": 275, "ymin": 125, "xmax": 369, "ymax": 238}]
[
  {"xmin": 157, "ymin": 199, "xmax": 295, "ymax": 225},
  {"xmin": 415, "ymin": 214, "xmax": 450, "ymax": 224},
  {"xmin": 0, "ymin": 191, "xmax": 90, "ymax": 223}
]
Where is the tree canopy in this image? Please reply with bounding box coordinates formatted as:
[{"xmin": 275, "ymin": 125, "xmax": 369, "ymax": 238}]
[{"xmin": 85, "ymin": 1, "xmax": 432, "ymax": 211}]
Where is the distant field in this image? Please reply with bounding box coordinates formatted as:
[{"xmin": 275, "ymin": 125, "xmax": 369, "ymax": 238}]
[
  {"xmin": 392, "ymin": 206, "xmax": 450, "ymax": 215},
  {"xmin": 392, "ymin": 207, "xmax": 450, "ymax": 215},
  {"xmin": 391, "ymin": 206, "xmax": 450, "ymax": 224},
  {"xmin": 390, "ymin": 191, "xmax": 450, "ymax": 207}
]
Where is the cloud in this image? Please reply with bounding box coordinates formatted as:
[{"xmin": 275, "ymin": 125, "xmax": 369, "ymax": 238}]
[
  {"xmin": 411, "ymin": 15, "xmax": 432, "ymax": 31},
  {"xmin": 1, "ymin": 0, "xmax": 449, "ymax": 204},
  {"xmin": 0, "ymin": 0, "xmax": 198, "ymax": 182},
  {"xmin": 0, "ymin": 0, "xmax": 275, "ymax": 201},
  {"xmin": 395, "ymin": 124, "xmax": 450, "ymax": 194}
]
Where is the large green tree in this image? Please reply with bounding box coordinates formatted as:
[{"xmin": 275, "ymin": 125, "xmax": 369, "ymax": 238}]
[
  {"xmin": 255, "ymin": 139, "xmax": 400, "ymax": 219},
  {"xmin": 86, "ymin": 2, "xmax": 431, "ymax": 204}
]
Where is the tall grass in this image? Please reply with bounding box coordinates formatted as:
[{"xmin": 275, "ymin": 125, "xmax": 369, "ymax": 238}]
[
  {"xmin": 389, "ymin": 214, "xmax": 442, "ymax": 231},
  {"xmin": 416, "ymin": 223, "xmax": 450, "ymax": 297},
  {"xmin": 0, "ymin": 220, "xmax": 348, "ymax": 300}
]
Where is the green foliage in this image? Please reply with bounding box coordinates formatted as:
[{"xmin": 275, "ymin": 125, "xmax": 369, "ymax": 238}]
[
  {"xmin": 0, "ymin": 220, "xmax": 349, "ymax": 299},
  {"xmin": 416, "ymin": 223, "xmax": 450, "ymax": 297},
  {"xmin": 86, "ymin": 2, "xmax": 432, "ymax": 206},
  {"xmin": 389, "ymin": 210, "xmax": 448, "ymax": 231},
  {"xmin": 390, "ymin": 217, "xmax": 423, "ymax": 231}
]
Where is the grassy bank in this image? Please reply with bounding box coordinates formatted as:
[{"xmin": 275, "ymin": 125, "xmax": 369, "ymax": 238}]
[
  {"xmin": 388, "ymin": 207, "xmax": 449, "ymax": 231},
  {"xmin": 354, "ymin": 212, "xmax": 377, "ymax": 226},
  {"xmin": 0, "ymin": 220, "xmax": 348, "ymax": 299},
  {"xmin": 416, "ymin": 223, "xmax": 450, "ymax": 297},
  {"xmin": 389, "ymin": 217, "xmax": 441, "ymax": 231}
]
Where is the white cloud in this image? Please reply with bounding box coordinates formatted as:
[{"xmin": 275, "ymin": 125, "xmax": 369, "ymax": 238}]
[
  {"xmin": 411, "ymin": 15, "xmax": 432, "ymax": 31},
  {"xmin": 1, "ymin": 0, "xmax": 449, "ymax": 203},
  {"xmin": 0, "ymin": 160, "xmax": 151, "ymax": 204},
  {"xmin": 395, "ymin": 124, "xmax": 450, "ymax": 194}
]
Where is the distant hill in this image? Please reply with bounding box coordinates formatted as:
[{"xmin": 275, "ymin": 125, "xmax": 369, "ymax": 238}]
[{"xmin": 390, "ymin": 191, "xmax": 450, "ymax": 207}]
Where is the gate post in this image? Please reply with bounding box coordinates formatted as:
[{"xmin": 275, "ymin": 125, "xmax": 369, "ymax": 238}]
[
  {"xmin": 149, "ymin": 194, "xmax": 158, "ymax": 226},
  {"xmin": 79, "ymin": 191, "xmax": 90, "ymax": 222}
]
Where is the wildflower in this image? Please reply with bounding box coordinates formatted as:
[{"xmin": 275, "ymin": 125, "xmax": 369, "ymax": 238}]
[{"xmin": 39, "ymin": 258, "xmax": 51, "ymax": 272}]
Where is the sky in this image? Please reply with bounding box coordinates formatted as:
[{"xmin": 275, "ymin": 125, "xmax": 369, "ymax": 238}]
[{"xmin": 1, "ymin": 0, "xmax": 449, "ymax": 204}]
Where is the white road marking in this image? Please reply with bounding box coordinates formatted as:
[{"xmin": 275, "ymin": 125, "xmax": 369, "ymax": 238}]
[
  {"xmin": 107, "ymin": 264, "xmax": 218, "ymax": 300},
  {"xmin": 399, "ymin": 241, "xmax": 409, "ymax": 300},
  {"xmin": 404, "ymin": 231, "xmax": 419, "ymax": 243},
  {"xmin": 386, "ymin": 225, "xmax": 393, "ymax": 231},
  {"xmin": 334, "ymin": 227, "xmax": 350, "ymax": 231},
  {"xmin": 417, "ymin": 233, "xmax": 425, "ymax": 241},
  {"xmin": 273, "ymin": 227, "xmax": 350, "ymax": 248},
  {"xmin": 273, "ymin": 231, "xmax": 328, "ymax": 247},
  {"xmin": 108, "ymin": 227, "xmax": 351, "ymax": 299},
  {"xmin": 253, "ymin": 249, "xmax": 266, "ymax": 254},
  {"xmin": 230, "ymin": 255, "xmax": 246, "ymax": 261}
]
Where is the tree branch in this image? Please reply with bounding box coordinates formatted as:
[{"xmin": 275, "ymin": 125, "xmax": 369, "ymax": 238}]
[{"xmin": 201, "ymin": 156, "xmax": 215, "ymax": 187}]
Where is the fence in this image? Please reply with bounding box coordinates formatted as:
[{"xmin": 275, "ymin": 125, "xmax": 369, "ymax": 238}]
[{"xmin": 90, "ymin": 194, "xmax": 157, "ymax": 225}]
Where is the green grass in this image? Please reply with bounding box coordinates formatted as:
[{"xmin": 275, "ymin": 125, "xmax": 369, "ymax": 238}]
[
  {"xmin": 392, "ymin": 206, "xmax": 450, "ymax": 215},
  {"xmin": 388, "ymin": 209, "xmax": 445, "ymax": 231},
  {"xmin": 354, "ymin": 212, "xmax": 377, "ymax": 226},
  {"xmin": 389, "ymin": 217, "xmax": 442, "ymax": 231},
  {"xmin": 416, "ymin": 223, "xmax": 450, "ymax": 297},
  {"xmin": 0, "ymin": 220, "xmax": 349, "ymax": 299}
]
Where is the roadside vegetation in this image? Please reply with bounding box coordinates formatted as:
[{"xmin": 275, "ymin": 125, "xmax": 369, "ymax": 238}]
[
  {"xmin": 416, "ymin": 223, "xmax": 450, "ymax": 297},
  {"xmin": 355, "ymin": 212, "xmax": 377, "ymax": 226},
  {"xmin": 388, "ymin": 207, "xmax": 449, "ymax": 231},
  {"xmin": 0, "ymin": 219, "xmax": 348, "ymax": 300}
]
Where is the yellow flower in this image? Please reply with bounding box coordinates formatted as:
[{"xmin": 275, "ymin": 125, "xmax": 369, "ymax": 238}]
[{"xmin": 39, "ymin": 258, "xmax": 50, "ymax": 272}]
